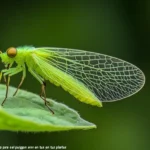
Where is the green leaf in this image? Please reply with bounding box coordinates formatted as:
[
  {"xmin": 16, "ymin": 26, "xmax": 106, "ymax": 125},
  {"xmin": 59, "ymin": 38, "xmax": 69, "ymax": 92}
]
[{"xmin": 0, "ymin": 84, "xmax": 96, "ymax": 132}]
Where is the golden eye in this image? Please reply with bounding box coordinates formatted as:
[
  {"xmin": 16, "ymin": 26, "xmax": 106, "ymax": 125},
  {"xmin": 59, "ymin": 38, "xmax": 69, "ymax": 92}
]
[{"xmin": 6, "ymin": 47, "xmax": 17, "ymax": 58}]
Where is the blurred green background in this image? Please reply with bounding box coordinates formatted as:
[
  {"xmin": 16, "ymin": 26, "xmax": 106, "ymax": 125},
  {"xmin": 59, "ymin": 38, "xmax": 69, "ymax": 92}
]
[{"xmin": 0, "ymin": 0, "xmax": 149, "ymax": 150}]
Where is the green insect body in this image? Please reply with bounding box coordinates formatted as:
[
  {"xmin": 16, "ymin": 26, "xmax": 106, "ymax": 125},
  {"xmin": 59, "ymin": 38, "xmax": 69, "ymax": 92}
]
[
  {"xmin": 28, "ymin": 49, "xmax": 101, "ymax": 107},
  {"xmin": 0, "ymin": 46, "xmax": 145, "ymax": 113}
]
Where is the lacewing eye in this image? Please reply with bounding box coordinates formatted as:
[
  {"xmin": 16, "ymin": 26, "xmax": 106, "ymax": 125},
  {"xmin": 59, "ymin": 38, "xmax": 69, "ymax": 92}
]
[{"xmin": 6, "ymin": 47, "xmax": 17, "ymax": 58}]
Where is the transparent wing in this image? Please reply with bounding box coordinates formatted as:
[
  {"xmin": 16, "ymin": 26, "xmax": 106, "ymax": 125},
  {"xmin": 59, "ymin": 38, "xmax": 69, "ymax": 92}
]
[{"xmin": 36, "ymin": 47, "xmax": 145, "ymax": 102}]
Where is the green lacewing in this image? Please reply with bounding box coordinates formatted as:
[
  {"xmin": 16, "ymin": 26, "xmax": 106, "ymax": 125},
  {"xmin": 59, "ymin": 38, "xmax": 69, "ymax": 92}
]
[{"xmin": 0, "ymin": 46, "xmax": 145, "ymax": 114}]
